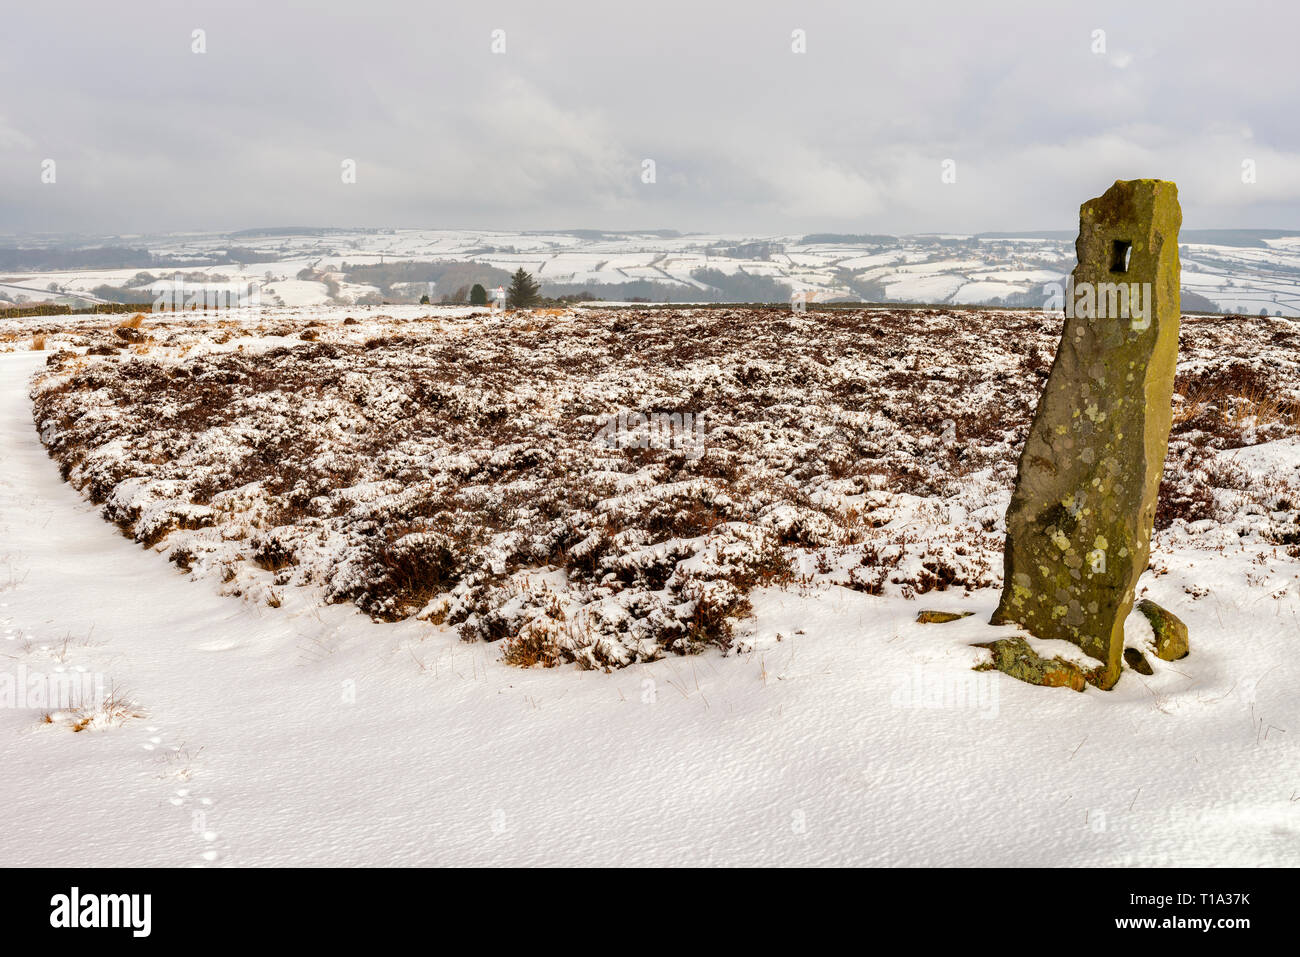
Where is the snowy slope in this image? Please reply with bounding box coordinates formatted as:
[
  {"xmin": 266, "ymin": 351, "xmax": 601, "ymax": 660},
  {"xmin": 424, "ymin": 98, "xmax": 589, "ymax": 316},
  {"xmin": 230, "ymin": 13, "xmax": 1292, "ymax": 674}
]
[
  {"xmin": 7, "ymin": 227, "xmax": 1300, "ymax": 313},
  {"xmin": 1, "ymin": 335, "xmax": 1297, "ymax": 865}
]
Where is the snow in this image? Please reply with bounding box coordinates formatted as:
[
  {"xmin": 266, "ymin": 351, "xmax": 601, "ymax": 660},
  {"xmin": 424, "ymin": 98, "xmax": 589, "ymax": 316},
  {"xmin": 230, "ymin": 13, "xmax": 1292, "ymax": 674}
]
[
  {"xmin": 1, "ymin": 308, "xmax": 1298, "ymax": 865},
  {"xmin": 951, "ymin": 280, "xmax": 1031, "ymax": 304},
  {"xmin": 7, "ymin": 227, "xmax": 1300, "ymax": 313},
  {"xmin": 885, "ymin": 273, "xmax": 968, "ymax": 302},
  {"xmin": 260, "ymin": 280, "xmax": 331, "ymax": 307}
]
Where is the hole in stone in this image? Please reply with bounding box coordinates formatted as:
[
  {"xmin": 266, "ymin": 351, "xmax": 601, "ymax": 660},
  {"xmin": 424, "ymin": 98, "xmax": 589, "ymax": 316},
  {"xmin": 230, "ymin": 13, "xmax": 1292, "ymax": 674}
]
[{"xmin": 1110, "ymin": 239, "xmax": 1132, "ymax": 273}]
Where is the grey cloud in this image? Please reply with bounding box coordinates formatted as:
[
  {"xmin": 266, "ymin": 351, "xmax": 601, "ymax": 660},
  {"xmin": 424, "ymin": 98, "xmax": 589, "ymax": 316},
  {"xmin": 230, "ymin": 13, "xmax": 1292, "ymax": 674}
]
[{"xmin": 1, "ymin": 0, "xmax": 1297, "ymax": 235}]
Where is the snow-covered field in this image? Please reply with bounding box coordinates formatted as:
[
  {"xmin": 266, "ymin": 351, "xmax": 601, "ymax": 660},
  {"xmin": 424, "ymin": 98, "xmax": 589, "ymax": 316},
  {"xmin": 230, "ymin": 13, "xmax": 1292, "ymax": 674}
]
[
  {"xmin": 1, "ymin": 305, "xmax": 1298, "ymax": 866},
  {"xmin": 6, "ymin": 226, "xmax": 1300, "ymax": 314}
]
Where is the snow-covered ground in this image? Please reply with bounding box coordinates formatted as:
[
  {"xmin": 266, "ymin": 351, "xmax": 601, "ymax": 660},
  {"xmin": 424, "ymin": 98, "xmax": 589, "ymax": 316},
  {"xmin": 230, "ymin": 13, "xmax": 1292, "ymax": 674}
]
[
  {"xmin": 5, "ymin": 227, "xmax": 1300, "ymax": 314},
  {"xmin": 1, "ymin": 307, "xmax": 1298, "ymax": 866}
]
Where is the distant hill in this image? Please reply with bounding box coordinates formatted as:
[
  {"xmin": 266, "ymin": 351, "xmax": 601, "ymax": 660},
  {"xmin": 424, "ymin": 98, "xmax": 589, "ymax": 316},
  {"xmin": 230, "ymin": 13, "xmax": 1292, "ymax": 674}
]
[
  {"xmin": 230, "ymin": 227, "xmax": 357, "ymax": 238},
  {"xmin": 801, "ymin": 233, "xmax": 898, "ymax": 245},
  {"xmin": 531, "ymin": 229, "xmax": 686, "ymax": 240},
  {"xmin": 978, "ymin": 228, "xmax": 1300, "ymax": 248},
  {"xmin": 7, "ymin": 227, "xmax": 1297, "ymax": 315},
  {"xmin": 1178, "ymin": 229, "xmax": 1300, "ymax": 248},
  {"xmin": 1181, "ymin": 289, "xmax": 1221, "ymax": 312}
]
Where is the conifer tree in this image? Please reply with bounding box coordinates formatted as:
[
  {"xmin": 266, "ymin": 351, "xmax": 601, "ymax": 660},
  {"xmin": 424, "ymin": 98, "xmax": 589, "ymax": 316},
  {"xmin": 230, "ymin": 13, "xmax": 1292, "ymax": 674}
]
[{"xmin": 506, "ymin": 269, "xmax": 540, "ymax": 309}]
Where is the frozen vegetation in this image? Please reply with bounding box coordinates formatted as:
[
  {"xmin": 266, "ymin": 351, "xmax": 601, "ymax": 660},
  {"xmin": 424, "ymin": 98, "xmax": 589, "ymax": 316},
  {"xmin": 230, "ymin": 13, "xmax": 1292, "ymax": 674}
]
[
  {"xmin": 1, "ymin": 303, "xmax": 1297, "ymax": 865},
  {"xmin": 19, "ymin": 306, "xmax": 1300, "ymax": 673}
]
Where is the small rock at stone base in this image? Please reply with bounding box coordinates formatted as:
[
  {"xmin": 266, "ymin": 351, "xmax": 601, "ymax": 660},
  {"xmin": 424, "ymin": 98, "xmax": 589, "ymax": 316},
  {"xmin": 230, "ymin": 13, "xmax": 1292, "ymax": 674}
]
[
  {"xmin": 916, "ymin": 610, "xmax": 974, "ymax": 624},
  {"xmin": 1136, "ymin": 599, "xmax": 1189, "ymax": 661},
  {"xmin": 1123, "ymin": 647, "xmax": 1154, "ymax": 675},
  {"xmin": 973, "ymin": 637, "xmax": 1097, "ymax": 692}
]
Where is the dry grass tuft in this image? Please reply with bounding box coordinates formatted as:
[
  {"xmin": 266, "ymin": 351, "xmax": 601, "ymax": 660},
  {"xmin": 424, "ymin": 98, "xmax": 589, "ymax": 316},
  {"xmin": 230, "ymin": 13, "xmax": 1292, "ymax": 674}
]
[
  {"xmin": 1173, "ymin": 365, "xmax": 1299, "ymax": 449},
  {"xmin": 43, "ymin": 685, "xmax": 144, "ymax": 732},
  {"xmin": 1175, "ymin": 383, "xmax": 1295, "ymax": 433},
  {"xmin": 501, "ymin": 628, "xmax": 566, "ymax": 668}
]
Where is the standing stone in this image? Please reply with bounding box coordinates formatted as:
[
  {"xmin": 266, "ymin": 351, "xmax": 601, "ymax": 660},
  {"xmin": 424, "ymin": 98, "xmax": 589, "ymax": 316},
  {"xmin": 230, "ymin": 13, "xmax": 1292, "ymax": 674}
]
[{"xmin": 990, "ymin": 179, "xmax": 1181, "ymax": 690}]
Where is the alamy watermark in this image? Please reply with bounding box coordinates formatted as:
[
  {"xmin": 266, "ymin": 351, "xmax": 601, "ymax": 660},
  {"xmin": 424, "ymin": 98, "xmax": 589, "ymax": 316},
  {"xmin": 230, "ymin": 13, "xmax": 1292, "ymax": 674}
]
[
  {"xmin": 153, "ymin": 274, "xmax": 261, "ymax": 312},
  {"xmin": 890, "ymin": 665, "xmax": 1000, "ymax": 719},
  {"xmin": 1, "ymin": 665, "xmax": 105, "ymax": 710},
  {"xmin": 595, "ymin": 411, "xmax": 706, "ymax": 460},
  {"xmin": 50, "ymin": 887, "xmax": 150, "ymax": 937},
  {"xmin": 1043, "ymin": 276, "xmax": 1152, "ymax": 330}
]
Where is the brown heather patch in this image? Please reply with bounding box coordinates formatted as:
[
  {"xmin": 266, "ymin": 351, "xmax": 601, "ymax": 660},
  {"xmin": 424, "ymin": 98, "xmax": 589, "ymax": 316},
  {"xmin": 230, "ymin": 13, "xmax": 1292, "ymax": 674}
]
[{"xmin": 28, "ymin": 307, "xmax": 1300, "ymax": 667}]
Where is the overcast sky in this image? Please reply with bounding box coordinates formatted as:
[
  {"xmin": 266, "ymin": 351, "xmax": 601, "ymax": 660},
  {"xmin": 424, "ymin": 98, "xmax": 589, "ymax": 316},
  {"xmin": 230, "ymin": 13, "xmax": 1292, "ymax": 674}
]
[{"xmin": 2, "ymin": 0, "xmax": 1298, "ymax": 237}]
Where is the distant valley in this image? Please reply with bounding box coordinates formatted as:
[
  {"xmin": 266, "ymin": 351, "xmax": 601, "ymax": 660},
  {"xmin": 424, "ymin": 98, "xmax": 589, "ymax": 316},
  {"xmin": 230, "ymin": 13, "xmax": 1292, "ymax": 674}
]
[{"xmin": 3, "ymin": 226, "xmax": 1299, "ymax": 316}]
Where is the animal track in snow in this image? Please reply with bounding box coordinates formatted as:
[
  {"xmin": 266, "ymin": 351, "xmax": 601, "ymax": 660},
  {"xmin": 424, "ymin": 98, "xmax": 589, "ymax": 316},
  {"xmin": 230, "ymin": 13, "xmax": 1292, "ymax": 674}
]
[{"xmin": 149, "ymin": 731, "xmax": 227, "ymax": 866}]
